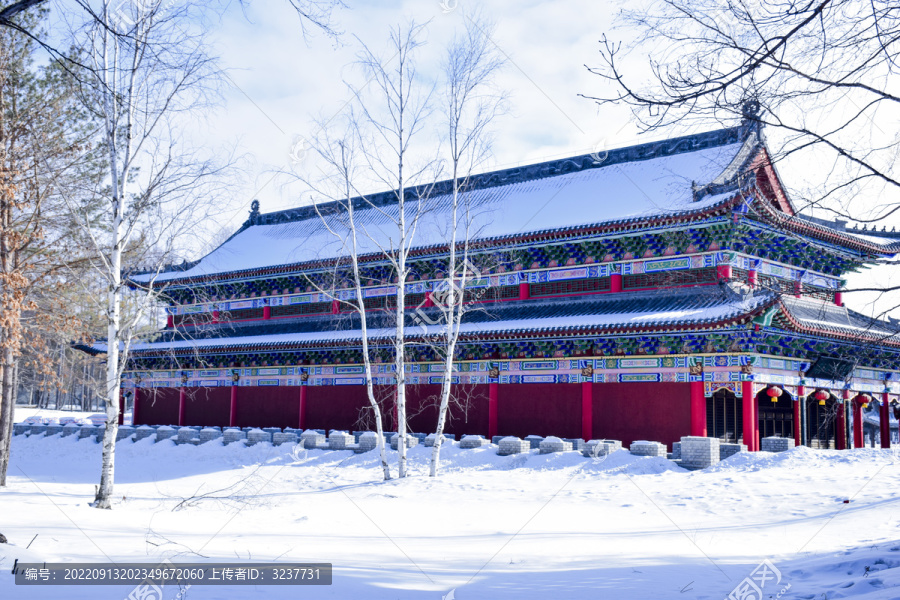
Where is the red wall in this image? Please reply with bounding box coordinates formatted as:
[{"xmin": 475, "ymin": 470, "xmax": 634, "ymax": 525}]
[
  {"xmin": 134, "ymin": 381, "xmax": 690, "ymax": 446},
  {"xmin": 592, "ymin": 382, "xmax": 691, "ymax": 450},
  {"xmin": 182, "ymin": 387, "xmax": 232, "ymax": 428},
  {"xmin": 497, "ymin": 383, "xmax": 582, "ymax": 439},
  {"xmin": 234, "ymin": 386, "xmax": 302, "ymax": 429},
  {"xmin": 405, "ymin": 383, "xmax": 490, "ymax": 437},
  {"xmin": 305, "ymin": 385, "xmax": 375, "ymax": 432},
  {"xmin": 135, "ymin": 387, "xmax": 179, "ymax": 426}
]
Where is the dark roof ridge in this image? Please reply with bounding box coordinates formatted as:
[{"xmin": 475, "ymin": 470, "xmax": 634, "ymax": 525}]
[
  {"xmin": 793, "ymin": 213, "xmax": 900, "ymax": 241},
  {"xmin": 245, "ymin": 125, "xmax": 748, "ymax": 231}
]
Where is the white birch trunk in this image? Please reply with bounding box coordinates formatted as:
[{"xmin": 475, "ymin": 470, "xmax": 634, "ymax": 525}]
[
  {"xmin": 346, "ymin": 182, "xmax": 391, "ymax": 481},
  {"xmin": 430, "ymin": 162, "xmax": 462, "ymax": 477}
]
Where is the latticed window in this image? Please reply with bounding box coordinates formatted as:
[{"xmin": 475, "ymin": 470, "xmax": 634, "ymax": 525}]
[
  {"xmin": 404, "ymin": 293, "xmax": 426, "ymax": 308},
  {"xmin": 757, "ymin": 275, "xmax": 795, "ymax": 295},
  {"xmin": 706, "ymin": 389, "xmax": 743, "ymax": 442},
  {"xmin": 731, "ymin": 268, "xmax": 750, "ymax": 284},
  {"xmin": 363, "ymin": 295, "xmax": 392, "ymax": 311},
  {"xmin": 172, "ymin": 313, "xmax": 206, "ymax": 327},
  {"xmin": 530, "ymin": 277, "xmax": 611, "ymax": 297},
  {"xmin": 362, "ymin": 293, "xmax": 426, "ymax": 311},
  {"xmin": 271, "ymin": 302, "xmax": 332, "ymax": 317},
  {"xmin": 463, "ymin": 285, "xmax": 519, "ymax": 303},
  {"xmin": 758, "ymin": 393, "xmax": 794, "ymax": 439},
  {"xmin": 223, "ymin": 307, "xmax": 265, "ymax": 321},
  {"xmin": 805, "ymin": 398, "xmax": 837, "ymax": 449},
  {"xmin": 623, "ymin": 267, "xmax": 717, "ymax": 290},
  {"xmin": 804, "ymin": 285, "xmax": 834, "ymax": 302}
]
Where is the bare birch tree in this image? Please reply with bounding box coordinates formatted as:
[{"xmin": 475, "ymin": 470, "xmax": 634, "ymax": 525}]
[
  {"xmin": 69, "ymin": 0, "xmax": 226, "ymax": 509},
  {"xmin": 302, "ymin": 123, "xmax": 392, "ymax": 481},
  {"xmin": 348, "ymin": 22, "xmax": 436, "ymax": 478},
  {"xmin": 428, "ymin": 17, "xmax": 505, "ymax": 477}
]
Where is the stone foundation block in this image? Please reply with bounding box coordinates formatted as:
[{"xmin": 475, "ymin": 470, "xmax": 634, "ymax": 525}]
[
  {"xmin": 116, "ymin": 426, "xmax": 135, "ymax": 442},
  {"xmin": 460, "ymin": 435, "xmax": 488, "ymax": 449},
  {"xmin": 680, "ymin": 436, "xmax": 720, "ymax": 469},
  {"xmin": 273, "ymin": 432, "xmax": 298, "ymax": 446},
  {"xmin": 300, "ymin": 430, "xmax": 326, "ymax": 449},
  {"xmin": 223, "ymin": 428, "xmax": 247, "ymax": 445},
  {"xmin": 629, "ymin": 440, "xmax": 667, "ymax": 457},
  {"xmin": 498, "ymin": 436, "xmax": 530, "ymax": 456},
  {"xmin": 328, "ymin": 431, "xmax": 355, "ymax": 450},
  {"xmin": 719, "ymin": 443, "xmax": 747, "ymax": 460},
  {"xmin": 761, "ymin": 436, "xmax": 794, "ymax": 452},
  {"xmin": 155, "ymin": 425, "xmax": 176, "ymax": 443},
  {"xmin": 539, "ymin": 436, "xmax": 573, "ymax": 454},
  {"xmin": 390, "ymin": 434, "xmax": 419, "ymax": 450},
  {"xmin": 246, "ymin": 429, "xmax": 272, "ymax": 446}
]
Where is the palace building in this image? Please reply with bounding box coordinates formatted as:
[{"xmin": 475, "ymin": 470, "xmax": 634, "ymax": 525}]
[{"xmin": 88, "ymin": 120, "xmax": 900, "ymax": 451}]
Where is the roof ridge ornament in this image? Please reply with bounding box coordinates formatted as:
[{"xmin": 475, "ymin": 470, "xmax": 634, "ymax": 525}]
[{"xmin": 249, "ymin": 199, "xmax": 261, "ymax": 225}]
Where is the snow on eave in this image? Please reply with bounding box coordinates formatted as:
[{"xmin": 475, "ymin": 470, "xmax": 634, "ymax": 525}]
[
  {"xmin": 122, "ymin": 294, "xmax": 772, "ymax": 356},
  {"xmin": 751, "ymin": 195, "xmax": 900, "ymax": 259},
  {"xmin": 776, "ymin": 296, "xmax": 900, "ymax": 347},
  {"xmin": 136, "ymin": 126, "xmax": 752, "ymax": 286}
]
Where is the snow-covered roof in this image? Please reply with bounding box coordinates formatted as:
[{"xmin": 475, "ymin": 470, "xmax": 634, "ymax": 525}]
[
  {"xmin": 780, "ymin": 296, "xmax": 900, "ymax": 342},
  {"xmin": 103, "ymin": 287, "xmax": 772, "ymax": 354},
  {"xmin": 138, "ymin": 127, "xmax": 753, "ymax": 283}
]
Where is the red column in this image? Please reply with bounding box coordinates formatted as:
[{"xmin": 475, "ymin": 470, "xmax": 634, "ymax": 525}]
[
  {"xmin": 263, "ymin": 305, "xmax": 271, "ymax": 319},
  {"xmin": 742, "ymin": 380, "xmax": 756, "ymax": 451},
  {"xmin": 793, "ymin": 281, "xmax": 802, "ymax": 298},
  {"xmin": 794, "ymin": 385, "xmax": 804, "ymax": 445},
  {"xmin": 212, "ymin": 310, "xmax": 220, "ymax": 324},
  {"xmin": 332, "ymin": 300, "xmax": 340, "ymax": 314},
  {"xmin": 748, "ymin": 269, "xmax": 758, "ymax": 288},
  {"xmin": 518, "ymin": 281, "xmax": 530, "ymax": 300},
  {"xmin": 229, "ymin": 386, "xmax": 238, "ymax": 428},
  {"xmin": 166, "ymin": 313, "xmax": 174, "ymax": 328},
  {"xmin": 881, "ymin": 391, "xmax": 892, "ymax": 449},
  {"xmin": 178, "ymin": 388, "xmax": 186, "ymax": 427},
  {"xmin": 118, "ymin": 389, "xmax": 125, "ymax": 425},
  {"xmin": 488, "ymin": 382, "xmax": 499, "ymax": 438},
  {"xmin": 836, "ymin": 393, "xmax": 847, "ymax": 450},
  {"xmin": 717, "ymin": 265, "xmax": 733, "ymax": 280},
  {"xmin": 690, "ymin": 380, "xmax": 706, "ymax": 436},
  {"xmin": 581, "ymin": 381, "xmax": 593, "ymax": 441},
  {"xmin": 424, "ymin": 292, "xmax": 434, "ymax": 307},
  {"xmin": 852, "ymin": 397, "xmax": 864, "ymax": 449},
  {"xmin": 610, "ymin": 272, "xmax": 622, "ymax": 293},
  {"xmin": 298, "ymin": 385, "xmax": 307, "ymax": 429},
  {"xmin": 132, "ymin": 388, "xmax": 141, "ymax": 426},
  {"xmin": 755, "ymin": 394, "xmax": 761, "ymax": 450},
  {"xmin": 834, "ymin": 291, "xmax": 843, "ymax": 306}
]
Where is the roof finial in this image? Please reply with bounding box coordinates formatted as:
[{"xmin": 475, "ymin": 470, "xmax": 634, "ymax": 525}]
[
  {"xmin": 249, "ymin": 199, "xmax": 260, "ymax": 225},
  {"xmin": 740, "ymin": 98, "xmax": 762, "ymax": 136}
]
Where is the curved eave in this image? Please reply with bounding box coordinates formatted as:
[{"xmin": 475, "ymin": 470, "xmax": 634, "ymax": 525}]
[
  {"xmin": 125, "ymin": 305, "xmax": 772, "ymax": 359},
  {"xmin": 772, "ymin": 301, "xmax": 900, "ymax": 349},
  {"xmin": 752, "ymin": 188, "xmax": 900, "ymax": 258}
]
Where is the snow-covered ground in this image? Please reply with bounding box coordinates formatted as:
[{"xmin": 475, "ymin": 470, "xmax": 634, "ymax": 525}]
[
  {"xmin": 1, "ymin": 435, "xmax": 899, "ymax": 599},
  {"xmin": 11, "ymin": 407, "xmax": 132, "ymax": 426}
]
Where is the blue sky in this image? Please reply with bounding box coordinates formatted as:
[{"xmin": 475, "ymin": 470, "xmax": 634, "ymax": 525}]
[
  {"xmin": 198, "ymin": 0, "xmax": 645, "ymax": 228},
  {"xmin": 42, "ymin": 0, "xmax": 898, "ymax": 317}
]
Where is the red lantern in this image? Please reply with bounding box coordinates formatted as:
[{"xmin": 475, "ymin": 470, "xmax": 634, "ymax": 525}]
[
  {"xmin": 767, "ymin": 386, "xmax": 783, "ymax": 402},
  {"xmin": 814, "ymin": 389, "xmax": 829, "ymax": 405}
]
